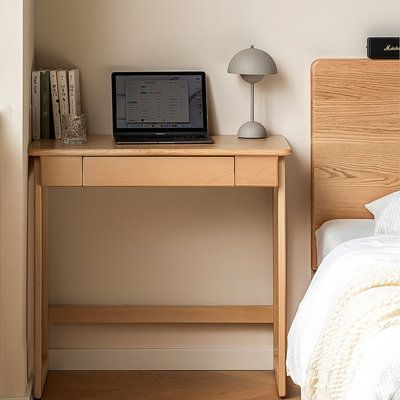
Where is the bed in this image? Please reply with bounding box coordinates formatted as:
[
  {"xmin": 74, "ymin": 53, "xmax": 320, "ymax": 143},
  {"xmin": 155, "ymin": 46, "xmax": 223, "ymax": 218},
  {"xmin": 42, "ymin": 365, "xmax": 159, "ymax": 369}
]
[{"xmin": 287, "ymin": 59, "xmax": 400, "ymax": 400}]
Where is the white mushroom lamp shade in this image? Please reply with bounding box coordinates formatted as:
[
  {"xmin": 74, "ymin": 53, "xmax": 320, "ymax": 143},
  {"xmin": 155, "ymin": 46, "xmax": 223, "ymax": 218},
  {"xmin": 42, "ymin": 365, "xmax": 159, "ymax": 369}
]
[{"xmin": 228, "ymin": 45, "xmax": 277, "ymax": 138}]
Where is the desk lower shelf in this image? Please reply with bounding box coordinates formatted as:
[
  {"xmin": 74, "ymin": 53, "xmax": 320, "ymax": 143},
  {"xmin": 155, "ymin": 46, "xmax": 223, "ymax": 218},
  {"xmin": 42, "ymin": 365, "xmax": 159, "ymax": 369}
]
[{"xmin": 49, "ymin": 305, "xmax": 274, "ymax": 324}]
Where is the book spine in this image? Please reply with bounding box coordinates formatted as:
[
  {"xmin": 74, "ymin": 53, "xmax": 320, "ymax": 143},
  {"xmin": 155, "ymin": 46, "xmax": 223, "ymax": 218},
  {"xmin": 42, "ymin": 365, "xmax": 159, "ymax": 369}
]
[
  {"xmin": 31, "ymin": 71, "xmax": 41, "ymax": 140},
  {"xmin": 50, "ymin": 70, "xmax": 62, "ymax": 139},
  {"xmin": 40, "ymin": 70, "xmax": 51, "ymax": 139},
  {"xmin": 68, "ymin": 68, "xmax": 81, "ymax": 114},
  {"xmin": 57, "ymin": 70, "xmax": 70, "ymax": 123}
]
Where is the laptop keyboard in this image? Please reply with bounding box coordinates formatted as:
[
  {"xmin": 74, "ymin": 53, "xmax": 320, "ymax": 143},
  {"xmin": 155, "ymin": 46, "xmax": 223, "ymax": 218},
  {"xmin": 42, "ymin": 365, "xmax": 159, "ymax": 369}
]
[{"xmin": 116, "ymin": 134, "xmax": 213, "ymax": 144}]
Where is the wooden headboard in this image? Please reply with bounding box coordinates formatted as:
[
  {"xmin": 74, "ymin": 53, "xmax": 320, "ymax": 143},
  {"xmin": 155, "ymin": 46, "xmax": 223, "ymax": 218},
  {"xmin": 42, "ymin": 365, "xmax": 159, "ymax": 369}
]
[{"xmin": 311, "ymin": 59, "xmax": 400, "ymax": 270}]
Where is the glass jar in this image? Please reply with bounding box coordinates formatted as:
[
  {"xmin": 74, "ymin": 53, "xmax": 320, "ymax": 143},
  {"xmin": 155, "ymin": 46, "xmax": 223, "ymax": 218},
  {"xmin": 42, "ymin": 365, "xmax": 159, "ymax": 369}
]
[{"xmin": 61, "ymin": 114, "xmax": 86, "ymax": 144}]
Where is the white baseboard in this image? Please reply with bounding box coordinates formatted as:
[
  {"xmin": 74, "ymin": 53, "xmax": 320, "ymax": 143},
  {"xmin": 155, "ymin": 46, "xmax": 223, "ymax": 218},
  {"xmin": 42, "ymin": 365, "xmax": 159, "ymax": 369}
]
[
  {"xmin": 0, "ymin": 396, "xmax": 32, "ymax": 400},
  {"xmin": 49, "ymin": 348, "xmax": 273, "ymax": 370},
  {"xmin": 0, "ymin": 379, "xmax": 33, "ymax": 400}
]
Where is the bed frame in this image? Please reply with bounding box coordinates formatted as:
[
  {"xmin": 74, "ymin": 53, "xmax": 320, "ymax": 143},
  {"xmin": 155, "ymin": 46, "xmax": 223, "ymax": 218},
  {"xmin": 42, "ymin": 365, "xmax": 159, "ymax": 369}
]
[{"xmin": 311, "ymin": 59, "xmax": 400, "ymax": 270}]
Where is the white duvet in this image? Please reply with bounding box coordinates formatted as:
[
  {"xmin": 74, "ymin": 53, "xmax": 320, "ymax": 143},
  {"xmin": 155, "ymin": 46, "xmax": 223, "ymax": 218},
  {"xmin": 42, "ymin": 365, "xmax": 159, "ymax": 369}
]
[{"xmin": 287, "ymin": 235, "xmax": 400, "ymax": 400}]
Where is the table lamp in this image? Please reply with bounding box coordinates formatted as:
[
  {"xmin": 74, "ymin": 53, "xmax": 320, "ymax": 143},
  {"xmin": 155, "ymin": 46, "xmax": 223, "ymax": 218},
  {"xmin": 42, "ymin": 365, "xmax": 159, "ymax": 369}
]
[{"xmin": 228, "ymin": 45, "xmax": 277, "ymax": 138}]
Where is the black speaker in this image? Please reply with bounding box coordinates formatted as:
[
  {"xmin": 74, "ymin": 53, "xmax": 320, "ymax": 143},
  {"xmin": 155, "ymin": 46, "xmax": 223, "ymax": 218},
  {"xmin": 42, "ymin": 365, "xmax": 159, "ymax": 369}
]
[{"xmin": 367, "ymin": 37, "xmax": 400, "ymax": 59}]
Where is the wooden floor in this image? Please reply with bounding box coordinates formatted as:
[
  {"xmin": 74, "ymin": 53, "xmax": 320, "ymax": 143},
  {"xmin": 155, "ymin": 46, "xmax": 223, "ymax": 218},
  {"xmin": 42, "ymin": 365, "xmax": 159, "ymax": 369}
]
[{"xmin": 41, "ymin": 371, "xmax": 300, "ymax": 400}]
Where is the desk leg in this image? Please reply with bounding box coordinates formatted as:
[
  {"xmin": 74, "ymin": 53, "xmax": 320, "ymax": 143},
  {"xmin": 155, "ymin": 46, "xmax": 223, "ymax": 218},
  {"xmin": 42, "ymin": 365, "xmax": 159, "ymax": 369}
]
[
  {"xmin": 34, "ymin": 158, "xmax": 48, "ymax": 398},
  {"xmin": 273, "ymin": 157, "xmax": 286, "ymax": 398}
]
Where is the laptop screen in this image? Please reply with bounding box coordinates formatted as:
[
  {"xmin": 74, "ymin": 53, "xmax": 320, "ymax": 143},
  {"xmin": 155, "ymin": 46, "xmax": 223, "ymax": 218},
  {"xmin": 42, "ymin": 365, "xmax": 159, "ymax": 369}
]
[{"xmin": 112, "ymin": 72, "xmax": 207, "ymax": 133}]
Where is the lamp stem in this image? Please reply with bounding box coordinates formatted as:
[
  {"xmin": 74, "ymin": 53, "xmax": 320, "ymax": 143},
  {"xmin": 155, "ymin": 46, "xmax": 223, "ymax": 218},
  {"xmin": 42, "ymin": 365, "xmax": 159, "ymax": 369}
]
[{"xmin": 250, "ymin": 83, "xmax": 254, "ymax": 122}]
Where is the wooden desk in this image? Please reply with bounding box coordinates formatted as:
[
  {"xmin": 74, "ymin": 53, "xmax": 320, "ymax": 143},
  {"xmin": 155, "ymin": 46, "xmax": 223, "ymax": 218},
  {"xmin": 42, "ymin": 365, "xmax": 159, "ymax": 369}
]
[{"xmin": 29, "ymin": 135, "xmax": 292, "ymax": 398}]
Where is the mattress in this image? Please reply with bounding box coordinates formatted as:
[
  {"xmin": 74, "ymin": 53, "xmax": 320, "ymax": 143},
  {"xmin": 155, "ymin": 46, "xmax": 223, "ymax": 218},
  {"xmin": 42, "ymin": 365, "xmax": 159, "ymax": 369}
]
[{"xmin": 316, "ymin": 219, "xmax": 375, "ymax": 264}]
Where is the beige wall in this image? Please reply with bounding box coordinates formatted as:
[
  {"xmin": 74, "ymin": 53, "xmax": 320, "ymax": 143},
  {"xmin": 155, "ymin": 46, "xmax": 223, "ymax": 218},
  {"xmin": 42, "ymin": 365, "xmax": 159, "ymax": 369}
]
[
  {"xmin": 34, "ymin": 0, "xmax": 400, "ymax": 370},
  {"xmin": 0, "ymin": 0, "xmax": 33, "ymax": 397}
]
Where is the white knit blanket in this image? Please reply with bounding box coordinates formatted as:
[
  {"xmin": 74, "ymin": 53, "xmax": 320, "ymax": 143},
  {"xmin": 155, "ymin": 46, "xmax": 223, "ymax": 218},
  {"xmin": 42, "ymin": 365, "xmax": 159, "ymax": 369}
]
[{"xmin": 303, "ymin": 264, "xmax": 400, "ymax": 400}]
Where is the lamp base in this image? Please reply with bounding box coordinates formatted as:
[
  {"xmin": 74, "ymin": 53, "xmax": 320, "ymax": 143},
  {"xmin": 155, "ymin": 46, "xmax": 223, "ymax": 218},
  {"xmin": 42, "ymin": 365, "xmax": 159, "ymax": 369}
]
[{"xmin": 237, "ymin": 121, "xmax": 267, "ymax": 139}]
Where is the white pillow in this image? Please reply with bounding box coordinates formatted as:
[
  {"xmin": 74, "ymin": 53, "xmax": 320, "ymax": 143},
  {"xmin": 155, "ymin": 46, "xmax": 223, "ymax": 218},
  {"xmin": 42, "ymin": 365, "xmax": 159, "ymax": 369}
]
[{"xmin": 365, "ymin": 190, "xmax": 400, "ymax": 236}]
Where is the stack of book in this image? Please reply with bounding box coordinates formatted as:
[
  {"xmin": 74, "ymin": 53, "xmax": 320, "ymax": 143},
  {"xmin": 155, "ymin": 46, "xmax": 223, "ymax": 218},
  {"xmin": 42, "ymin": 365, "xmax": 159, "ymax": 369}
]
[{"xmin": 31, "ymin": 68, "xmax": 81, "ymax": 140}]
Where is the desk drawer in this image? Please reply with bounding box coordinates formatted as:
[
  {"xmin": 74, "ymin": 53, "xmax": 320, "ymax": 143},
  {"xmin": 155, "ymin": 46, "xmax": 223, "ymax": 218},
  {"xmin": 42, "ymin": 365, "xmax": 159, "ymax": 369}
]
[
  {"xmin": 235, "ymin": 156, "xmax": 278, "ymax": 187},
  {"xmin": 83, "ymin": 157, "xmax": 234, "ymax": 186}
]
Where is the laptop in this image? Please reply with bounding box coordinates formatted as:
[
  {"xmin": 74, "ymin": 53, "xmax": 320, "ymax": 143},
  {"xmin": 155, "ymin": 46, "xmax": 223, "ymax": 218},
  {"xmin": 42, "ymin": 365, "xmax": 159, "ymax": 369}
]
[{"xmin": 111, "ymin": 71, "xmax": 213, "ymax": 144}]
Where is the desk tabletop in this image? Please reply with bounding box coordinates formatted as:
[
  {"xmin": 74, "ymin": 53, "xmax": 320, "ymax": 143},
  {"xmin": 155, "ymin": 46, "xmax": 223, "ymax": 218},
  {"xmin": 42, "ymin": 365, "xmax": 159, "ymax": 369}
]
[{"xmin": 28, "ymin": 134, "xmax": 292, "ymax": 157}]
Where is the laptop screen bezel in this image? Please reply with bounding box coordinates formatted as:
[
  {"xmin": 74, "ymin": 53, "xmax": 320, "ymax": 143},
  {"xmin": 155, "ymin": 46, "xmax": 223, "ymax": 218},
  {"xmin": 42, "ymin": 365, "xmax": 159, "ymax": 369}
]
[{"xmin": 111, "ymin": 71, "xmax": 208, "ymax": 135}]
